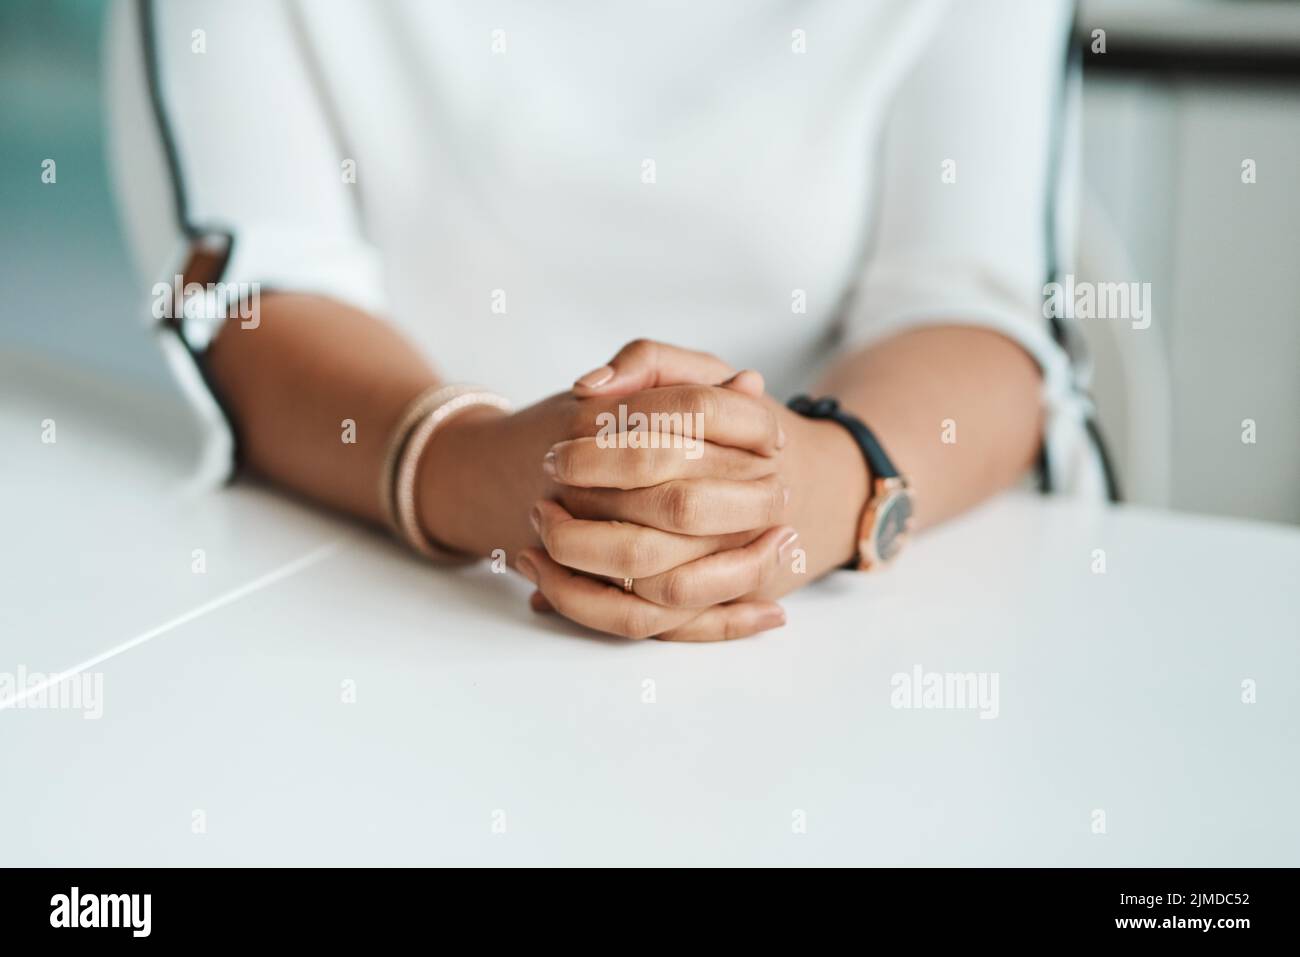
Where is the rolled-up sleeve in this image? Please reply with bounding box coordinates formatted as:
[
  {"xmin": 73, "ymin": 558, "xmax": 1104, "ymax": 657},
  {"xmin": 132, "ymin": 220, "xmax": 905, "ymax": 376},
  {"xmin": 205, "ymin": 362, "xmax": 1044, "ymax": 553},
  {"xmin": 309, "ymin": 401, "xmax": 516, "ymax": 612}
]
[
  {"xmin": 842, "ymin": 0, "xmax": 1102, "ymax": 497},
  {"xmin": 106, "ymin": 0, "xmax": 386, "ymax": 483}
]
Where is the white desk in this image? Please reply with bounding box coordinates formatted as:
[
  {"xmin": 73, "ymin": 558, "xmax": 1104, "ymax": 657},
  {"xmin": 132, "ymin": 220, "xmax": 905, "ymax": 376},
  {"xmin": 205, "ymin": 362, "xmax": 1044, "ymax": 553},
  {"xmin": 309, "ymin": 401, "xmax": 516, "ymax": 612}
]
[{"xmin": 2, "ymin": 372, "xmax": 1298, "ymax": 866}]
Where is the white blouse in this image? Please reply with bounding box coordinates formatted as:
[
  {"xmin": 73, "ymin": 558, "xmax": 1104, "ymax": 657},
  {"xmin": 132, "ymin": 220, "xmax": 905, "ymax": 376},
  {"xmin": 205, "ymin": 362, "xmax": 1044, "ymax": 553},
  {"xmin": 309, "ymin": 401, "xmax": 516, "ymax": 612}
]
[{"xmin": 106, "ymin": 0, "xmax": 1104, "ymax": 496}]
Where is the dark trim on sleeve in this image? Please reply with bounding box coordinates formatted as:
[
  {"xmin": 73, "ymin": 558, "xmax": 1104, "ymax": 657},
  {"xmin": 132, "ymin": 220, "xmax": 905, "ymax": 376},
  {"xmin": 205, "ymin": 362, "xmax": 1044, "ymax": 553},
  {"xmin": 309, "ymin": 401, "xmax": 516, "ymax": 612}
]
[
  {"xmin": 139, "ymin": 0, "xmax": 196, "ymax": 239},
  {"xmin": 137, "ymin": 0, "xmax": 243, "ymax": 477},
  {"xmin": 1041, "ymin": 0, "xmax": 1122, "ymax": 502},
  {"xmin": 1086, "ymin": 417, "xmax": 1122, "ymax": 504},
  {"xmin": 1043, "ymin": 8, "xmax": 1078, "ymax": 350}
]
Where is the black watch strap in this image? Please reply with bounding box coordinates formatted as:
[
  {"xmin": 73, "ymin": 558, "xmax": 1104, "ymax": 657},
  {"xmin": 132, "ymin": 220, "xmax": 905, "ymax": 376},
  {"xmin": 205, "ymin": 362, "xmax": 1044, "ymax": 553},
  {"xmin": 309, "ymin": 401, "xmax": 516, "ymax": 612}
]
[{"xmin": 786, "ymin": 394, "xmax": 899, "ymax": 480}]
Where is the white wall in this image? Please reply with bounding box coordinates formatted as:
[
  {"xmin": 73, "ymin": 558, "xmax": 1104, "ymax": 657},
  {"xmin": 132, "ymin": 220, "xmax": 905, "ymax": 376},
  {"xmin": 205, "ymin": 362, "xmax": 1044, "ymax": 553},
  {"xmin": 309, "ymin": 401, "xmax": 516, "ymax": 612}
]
[{"xmin": 1081, "ymin": 73, "xmax": 1300, "ymax": 524}]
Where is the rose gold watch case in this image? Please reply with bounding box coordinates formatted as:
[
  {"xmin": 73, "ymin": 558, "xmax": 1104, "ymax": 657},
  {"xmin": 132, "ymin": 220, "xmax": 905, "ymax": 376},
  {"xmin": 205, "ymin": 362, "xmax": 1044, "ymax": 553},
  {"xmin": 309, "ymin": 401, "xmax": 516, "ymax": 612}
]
[{"xmin": 855, "ymin": 476, "xmax": 915, "ymax": 571}]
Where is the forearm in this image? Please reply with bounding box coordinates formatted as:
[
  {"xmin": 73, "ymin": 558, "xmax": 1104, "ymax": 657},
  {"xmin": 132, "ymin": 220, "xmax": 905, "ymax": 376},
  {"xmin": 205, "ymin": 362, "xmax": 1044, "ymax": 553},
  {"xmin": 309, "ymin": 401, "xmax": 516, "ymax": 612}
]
[
  {"xmin": 206, "ymin": 292, "xmax": 553, "ymax": 560},
  {"xmin": 771, "ymin": 324, "xmax": 1044, "ymax": 590},
  {"xmin": 205, "ymin": 293, "xmax": 440, "ymax": 524},
  {"xmin": 817, "ymin": 324, "xmax": 1044, "ymax": 529}
]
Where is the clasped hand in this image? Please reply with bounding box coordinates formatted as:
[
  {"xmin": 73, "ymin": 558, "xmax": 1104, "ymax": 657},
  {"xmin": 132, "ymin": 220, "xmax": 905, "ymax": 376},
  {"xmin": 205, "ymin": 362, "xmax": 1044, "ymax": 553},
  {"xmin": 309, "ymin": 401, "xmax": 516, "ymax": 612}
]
[
  {"xmin": 520, "ymin": 340, "xmax": 802, "ymax": 641},
  {"xmin": 422, "ymin": 339, "xmax": 856, "ymax": 641}
]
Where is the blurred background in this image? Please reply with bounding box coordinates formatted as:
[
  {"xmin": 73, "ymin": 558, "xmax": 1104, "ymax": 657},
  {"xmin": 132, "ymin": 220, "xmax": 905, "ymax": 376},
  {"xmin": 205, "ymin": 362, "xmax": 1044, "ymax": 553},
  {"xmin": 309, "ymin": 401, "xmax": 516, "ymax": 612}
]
[{"xmin": 2, "ymin": 0, "xmax": 1298, "ymax": 524}]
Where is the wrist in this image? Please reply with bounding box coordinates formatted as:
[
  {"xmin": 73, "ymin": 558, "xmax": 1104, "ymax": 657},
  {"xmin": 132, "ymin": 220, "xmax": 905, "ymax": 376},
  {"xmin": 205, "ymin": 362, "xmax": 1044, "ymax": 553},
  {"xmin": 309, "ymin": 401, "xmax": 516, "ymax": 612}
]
[
  {"xmin": 784, "ymin": 408, "xmax": 870, "ymax": 570},
  {"xmin": 415, "ymin": 405, "xmax": 508, "ymax": 556}
]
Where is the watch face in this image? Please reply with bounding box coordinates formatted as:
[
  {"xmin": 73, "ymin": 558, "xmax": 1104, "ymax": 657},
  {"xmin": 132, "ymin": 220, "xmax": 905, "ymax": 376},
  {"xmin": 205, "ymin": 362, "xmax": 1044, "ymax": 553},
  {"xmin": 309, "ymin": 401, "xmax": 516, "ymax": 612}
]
[{"xmin": 872, "ymin": 490, "xmax": 914, "ymax": 563}]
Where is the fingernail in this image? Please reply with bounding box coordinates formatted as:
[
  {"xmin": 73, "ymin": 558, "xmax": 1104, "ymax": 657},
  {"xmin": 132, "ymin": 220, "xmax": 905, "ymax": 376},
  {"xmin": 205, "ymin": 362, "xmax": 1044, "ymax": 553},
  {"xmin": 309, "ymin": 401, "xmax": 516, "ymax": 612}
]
[
  {"xmin": 574, "ymin": 365, "xmax": 614, "ymax": 389},
  {"xmin": 517, "ymin": 553, "xmax": 538, "ymax": 583},
  {"xmin": 778, "ymin": 529, "xmax": 799, "ymax": 563},
  {"xmin": 759, "ymin": 606, "xmax": 787, "ymax": 629},
  {"xmin": 542, "ymin": 449, "xmax": 558, "ymax": 477},
  {"xmin": 529, "ymin": 505, "xmax": 543, "ymax": 535}
]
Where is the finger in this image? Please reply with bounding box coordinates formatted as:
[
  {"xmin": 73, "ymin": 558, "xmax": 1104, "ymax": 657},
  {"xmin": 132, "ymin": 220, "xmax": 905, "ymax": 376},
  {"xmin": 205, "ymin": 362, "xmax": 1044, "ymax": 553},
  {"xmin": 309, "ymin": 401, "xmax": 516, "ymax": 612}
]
[
  {"xmin": 529, "ymin": 590, "xmax": 553, "ymax": 613},
  {"xmin": 532, "ymin": 499, "xmax": 754, "ymax": 579},
  {"xmin": 634, "ymin": 525, "xmax": 798, "ymax": 608},
  {"xmin": 576, "ymin": 386, "xmax": 784, "ymax": 455},
  {"xmin": 573, "ymin": 339, "xmax": 755, "ymax": 397},
  {"xmin": 545, "ymin": 436, "xmax": 778, "ymax": 489},
  {"xmin": 515, "ymin": 547, "xmax": 701, "ymax": 640},
  {"xmin": 558, "ymin": 475, "xmax": 789, "ymax": 536},
  {"xmin": 656, "ymin": 601, "xmax": 787, "ymax": 642}
]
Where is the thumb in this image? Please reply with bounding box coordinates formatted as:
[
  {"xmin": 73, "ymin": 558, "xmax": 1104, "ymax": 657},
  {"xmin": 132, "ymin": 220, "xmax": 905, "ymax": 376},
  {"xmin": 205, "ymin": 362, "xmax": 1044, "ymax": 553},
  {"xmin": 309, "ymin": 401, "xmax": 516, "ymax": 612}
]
[{"xmin": 719, "ymin": 368, "xmax": 766, "ymax": 398}]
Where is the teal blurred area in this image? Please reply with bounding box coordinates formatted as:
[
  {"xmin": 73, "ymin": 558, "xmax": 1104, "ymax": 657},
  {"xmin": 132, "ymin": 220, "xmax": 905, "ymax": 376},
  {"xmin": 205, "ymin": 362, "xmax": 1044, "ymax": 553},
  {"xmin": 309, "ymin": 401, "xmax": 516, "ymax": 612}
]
[{"xmin": 0, "ymin": 0, "xmax": 172, "ymax": 390}]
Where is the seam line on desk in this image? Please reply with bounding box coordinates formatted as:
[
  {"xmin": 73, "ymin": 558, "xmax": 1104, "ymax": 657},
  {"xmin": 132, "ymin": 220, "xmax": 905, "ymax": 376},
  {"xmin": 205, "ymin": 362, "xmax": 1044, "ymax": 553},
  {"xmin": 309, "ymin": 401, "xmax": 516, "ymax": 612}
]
[{"xmin": 0, "ymin": 540, "xmax": 343, "ymax": 713}]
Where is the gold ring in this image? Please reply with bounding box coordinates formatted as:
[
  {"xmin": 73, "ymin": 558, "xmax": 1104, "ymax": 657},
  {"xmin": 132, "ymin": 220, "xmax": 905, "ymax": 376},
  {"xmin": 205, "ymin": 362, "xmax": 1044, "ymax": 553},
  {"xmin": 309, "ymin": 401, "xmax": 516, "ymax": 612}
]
[{"xmin": 623, "ymin": 577, "xmax": 634, "ymax": 593}]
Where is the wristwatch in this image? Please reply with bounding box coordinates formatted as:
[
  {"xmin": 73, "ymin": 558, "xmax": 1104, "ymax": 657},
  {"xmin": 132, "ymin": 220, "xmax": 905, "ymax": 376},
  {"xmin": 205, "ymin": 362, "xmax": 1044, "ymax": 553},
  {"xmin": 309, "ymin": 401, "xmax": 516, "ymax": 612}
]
[{"xmin": 787, "ymin": 395, "xmax": 914, "ymax": 571}]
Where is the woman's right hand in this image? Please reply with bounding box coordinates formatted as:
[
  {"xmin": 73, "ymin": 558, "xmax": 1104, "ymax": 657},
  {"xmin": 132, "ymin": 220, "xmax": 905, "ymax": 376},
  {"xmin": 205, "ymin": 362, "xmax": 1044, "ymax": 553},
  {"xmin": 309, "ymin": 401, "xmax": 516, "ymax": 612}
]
[{"xmin": 415, "ymin": 391, "xmax": 583, "ymax": 564}]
